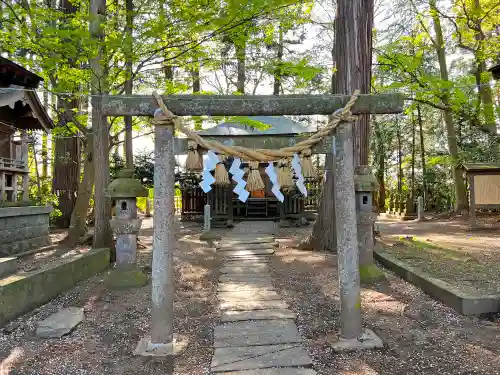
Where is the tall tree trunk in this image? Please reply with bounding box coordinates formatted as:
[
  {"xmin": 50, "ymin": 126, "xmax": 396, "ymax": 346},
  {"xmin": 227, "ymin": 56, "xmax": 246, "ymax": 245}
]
[
  {"xmin": 52, "ymin": 0, "xmax": 80, "ymax": 228},
  {"xmin": 417, "ymin": 105, "xmax": 426, "ymax": 209},
  {"xmin": 42, "ymin": 91, "xmax": 49, "ymax": 179},
  {"xmin": 69, "ymin": 136, "xmax": 95, "ymax": 243},
  {"xmin": 302, "ymin": 26, "xmax": 337, "ymax": 252},
  {"xmin": 411, "ymin": 112, "xmax": 416, "ymax": 203},
  {"xmin": 124, "ymin": 0, "xmax": 134, "ymax": 169},
  {"xmin": 273, "ymin": 26, "xmax": 284, "ymax": 96},
  {"xmin": 192, "ymin": 58, "xmax": 202, "ymax": 130},
  {"xmin": 473, "ymin": 0, "xmax": 496, "ymax": 136},
  {"xmin": 353, "ymin": 0, "xmax": 374, "ymax": 167},
  {"xmin": 52, "ymin": 127, "xmax": 80, "ymax": 228},
  {"xmin": 90, "ymin": 0, "xmax": 112, "ymax": 249},
  {"xmin": 373, "ymin": 118, "xmax": 386, "ymax": 212},
  {"xmin": 397, "ymin": 125, "xmax": 402, "ymax": 194},
  {"xmin": 429, "ymin": 0, "xmax": 467, "ymax": 211},
  {"xmin": 236, "ymin": 42, "xmax": 246, "ymax": 94}
]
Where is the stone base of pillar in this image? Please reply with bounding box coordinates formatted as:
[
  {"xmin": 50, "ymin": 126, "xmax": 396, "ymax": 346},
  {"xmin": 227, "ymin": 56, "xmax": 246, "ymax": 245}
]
[
  {"xmin": 107, "ymin": 268, "xmax": 148, "ymax": 289},
  {"xmin": 330, "ymin": 328, "xmax": 383, "ymax": 352},
  {"xmin": 134, "ymin": 334, "xmax": 189, "ymax": 357}
]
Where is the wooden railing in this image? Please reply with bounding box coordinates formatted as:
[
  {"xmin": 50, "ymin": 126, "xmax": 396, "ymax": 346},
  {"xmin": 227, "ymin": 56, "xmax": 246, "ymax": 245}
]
[{"xmin": 0, "ymin": 157, "xmax": 25, "ymax": 171}]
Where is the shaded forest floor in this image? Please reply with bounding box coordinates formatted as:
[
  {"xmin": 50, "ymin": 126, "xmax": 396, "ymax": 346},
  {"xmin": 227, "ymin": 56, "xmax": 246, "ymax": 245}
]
[
  {"xmin": 377, "ymin": 213, "xmax": 500, "ymax": 295},
  {"xmin": 1, "ymin": 217, "xmax": 500, "ymax": 374}
]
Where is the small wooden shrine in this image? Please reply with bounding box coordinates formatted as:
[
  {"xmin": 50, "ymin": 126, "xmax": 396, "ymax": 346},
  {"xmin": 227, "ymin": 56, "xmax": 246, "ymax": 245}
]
[{"xmin": 176, "ymin": 116, "xmax": 322, "ymax": 224}]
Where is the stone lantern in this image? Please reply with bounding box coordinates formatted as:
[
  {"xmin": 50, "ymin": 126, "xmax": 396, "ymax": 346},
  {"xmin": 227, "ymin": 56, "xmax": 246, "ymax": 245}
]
[
  {"xmin": 354, "ymin": 166, "xmax": 383, "ymax": 283},
  {"xmin": 107, "ymin": 169, "xmax": 149, "ymax": 288}
]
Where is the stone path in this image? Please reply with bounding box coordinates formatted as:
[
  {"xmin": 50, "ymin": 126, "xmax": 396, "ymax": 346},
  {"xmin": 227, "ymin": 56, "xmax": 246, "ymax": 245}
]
[{"xmin": 210, "ymin": 223, "xmax": 317, "ymax": 375}]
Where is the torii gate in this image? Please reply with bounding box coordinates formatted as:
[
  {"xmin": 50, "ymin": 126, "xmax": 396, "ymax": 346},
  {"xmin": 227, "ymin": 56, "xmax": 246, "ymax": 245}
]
[{"xmin": 102, "ymin": 92, "xmax": 404, "ymax": 355}]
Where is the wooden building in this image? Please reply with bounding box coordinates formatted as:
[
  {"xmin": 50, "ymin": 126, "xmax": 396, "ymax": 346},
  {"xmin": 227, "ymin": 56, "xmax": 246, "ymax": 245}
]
[
  {"xmin": 488, "ymin": 63, "xmax": 500, "ymax": 80},
  {"xmin": 0, "ymin": 57, "xmax": 53, "ymax": 202},
  {"xmin": 176, "ymin": 116, "xmax": 322, "ymax": 224}
]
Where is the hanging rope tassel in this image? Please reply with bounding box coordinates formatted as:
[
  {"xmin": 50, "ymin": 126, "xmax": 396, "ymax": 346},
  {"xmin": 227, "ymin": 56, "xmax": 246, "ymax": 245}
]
[
  {"xmin": 214, "ymin": 155, "xmax": 230, "ymax": 185},
  {"xmin": 246, "ymin": 161, "xmax": 265, "ymax": 191},
  {"xmin": 300, "ymin": 149, "xmax": 315, "ymax": 178},
  {"xmin": 185, "ymin": 140, "xmax": 203, "ymax": 170},
  {"xmin": 277, "ymin": 158, "xmax": 293, "ymax": 188}
]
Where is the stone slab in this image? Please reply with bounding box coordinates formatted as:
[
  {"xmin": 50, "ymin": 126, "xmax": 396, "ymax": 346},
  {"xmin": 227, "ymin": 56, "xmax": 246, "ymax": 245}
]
[
  {"xmin": 218, "ymin": 282, "xmax": 276, "ymax": 292},
  {"xmin": 36, "ymin": 307, "xmax": 84, "ymax": 338},
  {"xmin": 220, "ymin": 299, "xmax": 289, "ymax": 311},
  {"xmin": 222, "ymin": 255, "xmax": 271, "ymax": 261},
  {"xmin": 220, "ymin": 236, "xmax": 274, "ymax": 244},
  {"xmin": 218, "ymin": 369, "xmax": 317, "ymax": 375},
  {"xmin": 221, "ymin": 249, "xmax": 275, "ymax": 257},
  {"xmin": 219, "ymin": 274, "xmax": 273, "ymax": 283},
  {"xmin": 222, "ymin": 260, "xmax": 269, "ymax": 267},
  {"xmin": 211, "ymin": 344, "xmax": 312, "ymax": 372},
  {"xmin": 0, "ymin": 257, "xmax": 17, "ymax": 278},
  {"xmin": 217, "ymin": 290, "xmax": 281, "ymax": 302},
  {"xmin": 0, "ymin": 248, "xmax": 110, "ymax": 327},
  {"xmin": 214, "ymin": 320, "xmax": 302, "ymax": 348},
  {"xmin": 218, "ymin": 243, "xmax": 277, "ymax": 251},
  {"xmin": 221, "ymin": 308, "xmax": 296, "ymax": 322},
  {"xmin": 220, "ymin": 266, "xmax": 269, "ymax": 274},
  {"xmin": 375, "ymin": 249, "xmax": 500, "ymax": 315}
]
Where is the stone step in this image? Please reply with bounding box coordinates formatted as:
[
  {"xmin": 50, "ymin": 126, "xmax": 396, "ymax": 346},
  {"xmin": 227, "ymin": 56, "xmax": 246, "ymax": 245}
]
[
  {"xmin": 221, "ymin": 308, "xmax": 296, "ymax": 322},
  {"xmin": 219, "ymin": 274, "xmax": 273, "ymax": 283},
  {"xmin": 220, "ymin": 299, "xmax": 289, "ymax": 311},
  {"xmin": 221, "ymin": 249, "xmax": 275, "ymax": 257},
  {"xmin": 222, "ymin": 255, "xmax": 271, "ymax": 261},
  {"xmin": 220, "ymin": 236, "xmax": 274, "ymax": 243},
  {"xmin": 0, "ymin": 257, "xmax": 17, "ymax": 279},
  {"xmin": 217, "ymin": 243, "xmax": 277, "ymax": 251},
  {"xmin": 222, "ymin": 260, "xmax": 269, "ymax": 267},
  {"xmin": 217, "ymin": 368, "xmax": 317, "ymax": 375},
  {"xmin": 220, "ymin": 266, "xmax": 268, "ymax": 274},
  {"xmin": 217, "ymin": 290, "xmax": 281, "ymax": 302},
  {"xmin": 218, "ymin": 283, "xmax": 276, "ymax": 292},
  {"xmin": 214, "ymin": 320, "xmax": 302, "ymax": 348},
  {"xmin": 211, "ymin": 344, "xmax": 312, "ymax": 373}
]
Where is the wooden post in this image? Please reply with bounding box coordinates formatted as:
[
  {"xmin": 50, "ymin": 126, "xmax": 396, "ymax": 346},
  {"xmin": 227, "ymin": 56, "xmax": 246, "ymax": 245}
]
[
  {"xmin": 226, "ymin": 185, "xmax": 233, "ymax": 227},
  {"xmin": 21, "ymin": 131, "xmax": 29, "ymax": 201},
  {"xmin": 468, "ymin": 175, "xmax": 477, "ymax": 228}
]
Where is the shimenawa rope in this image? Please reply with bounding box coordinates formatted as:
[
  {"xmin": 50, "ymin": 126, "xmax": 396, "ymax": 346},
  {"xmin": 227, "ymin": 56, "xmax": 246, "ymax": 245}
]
[{"xmin": 151, "ymin": 90, "xmax": 359, "ymax": 162}]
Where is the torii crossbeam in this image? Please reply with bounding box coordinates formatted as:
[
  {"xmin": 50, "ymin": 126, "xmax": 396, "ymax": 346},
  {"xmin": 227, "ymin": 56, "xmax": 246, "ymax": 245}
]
[{"xmin": 116, "ymin": 92, "xmax": 404, "ymax": 356}]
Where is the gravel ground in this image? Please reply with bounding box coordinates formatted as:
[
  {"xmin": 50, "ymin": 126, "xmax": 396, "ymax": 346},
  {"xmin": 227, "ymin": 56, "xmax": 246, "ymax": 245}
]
[
  {"xmin": 273, "ymin": 225, "xmax": 500, "ymax": 375},
  {"xmin": 0, "ymin": 219, "xmax": 218, "ymax": 375}
]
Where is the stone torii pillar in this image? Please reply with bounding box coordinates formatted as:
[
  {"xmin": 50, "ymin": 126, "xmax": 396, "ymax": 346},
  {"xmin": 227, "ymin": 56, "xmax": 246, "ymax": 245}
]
[{"xmin": 101, "ymin": 92, "xmax": 404, "ymax": 357}]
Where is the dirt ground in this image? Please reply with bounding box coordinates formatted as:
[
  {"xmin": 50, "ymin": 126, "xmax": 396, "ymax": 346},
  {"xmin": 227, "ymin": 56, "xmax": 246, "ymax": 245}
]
[
  {"xmin": 274, "ymin": 224, "xmax": 500, "ymax": 375},
  {"xmin": 377, "ymin": 214, "xmax": 500, "ymax": 295},
  {"xmin": 2, "ymin": 216, "xmax": 500, "ymax": 374},
  {"xmin": 0, "ymin": 218, "xmax": 219, "ymax": 375}
]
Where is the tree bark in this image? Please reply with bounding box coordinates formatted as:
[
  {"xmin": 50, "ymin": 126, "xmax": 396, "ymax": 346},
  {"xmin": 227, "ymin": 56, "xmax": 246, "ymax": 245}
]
[
  {"xmin": 124, "ymin": 0, "xmax": 134, "ymax": 169},
  {"xmin": 397, "ymin": 125, "xmax": 402, "ymax": 194},
  {"xmin": 429, "ymin": 0, "xmax": 467, "ymax": 211},
  {"xmin": 353, "ymin": 0, "xmax": 374, "ymax": 166},
  {"xmin": 411, "ymin": 112, "xmax": 416, "ymax": 206},
  {"xmin": 417, "ymin": 105, "xmax": 426, "ymax": 209},
  {"xmin": 90, "ymin": 0, "xmax": 112, "ymax": 249},
  {"xmin": 302, "ymin": 20, "xmax": 337, "ymax": 252},
  {"xmin": 273, "ymin": 26, "xmax": 284, "ymax": 96},
  {"xmin": 236, "ymin": 42, "xmax": 246, "ymax": 94},
  {"xmin": 69, "ymin": 136, "xmax": 95, "ymax": 244},
  {"xmin": 52, "ymin": 135, "xmax": 80, "ymax": 228}
]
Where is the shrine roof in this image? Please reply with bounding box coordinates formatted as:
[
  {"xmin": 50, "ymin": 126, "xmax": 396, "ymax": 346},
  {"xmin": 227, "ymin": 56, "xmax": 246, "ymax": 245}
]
[{"xmin": 198, "ymin": 116, "xmax": 316, "ymax": 136}]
